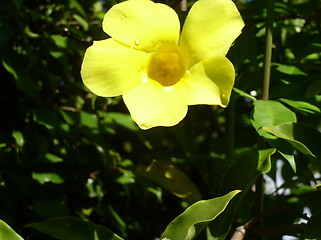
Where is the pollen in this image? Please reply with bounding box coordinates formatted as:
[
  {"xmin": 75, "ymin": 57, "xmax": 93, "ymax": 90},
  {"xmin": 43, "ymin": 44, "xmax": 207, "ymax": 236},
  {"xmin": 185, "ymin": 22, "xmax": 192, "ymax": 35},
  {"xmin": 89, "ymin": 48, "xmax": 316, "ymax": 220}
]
[{"xmin": 148, "ymin": 43, "xmax": 187, "ymax": 86}]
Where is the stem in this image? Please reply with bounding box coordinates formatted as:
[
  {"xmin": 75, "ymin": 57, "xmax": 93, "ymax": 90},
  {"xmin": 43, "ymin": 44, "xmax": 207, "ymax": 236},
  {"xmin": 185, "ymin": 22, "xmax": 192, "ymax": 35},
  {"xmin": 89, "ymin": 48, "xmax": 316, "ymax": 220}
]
[
  {"xmin": 261, "ymin": 0, "xmax": 275, "ymax": 101},
  {"xmin": 255, "ymin": 0, "xmax": 275, "ymax": 236}
]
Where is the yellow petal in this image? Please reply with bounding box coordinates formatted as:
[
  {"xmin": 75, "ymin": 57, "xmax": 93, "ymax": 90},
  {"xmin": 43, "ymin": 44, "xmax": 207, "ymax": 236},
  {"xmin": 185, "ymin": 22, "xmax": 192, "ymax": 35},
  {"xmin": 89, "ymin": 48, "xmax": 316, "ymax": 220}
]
[
  {"xmin": 180, "ymin": 0, "xmax": 244, "ymax": 67},
  {"xmin": 103, "ymin": 0, "xmax": 180, "ymax": 51},
  {"xmin": 123, "ymin": 79, "xmax": 188, "ymax": 129},
  {"xmin": 81, "ymin": 38, "xmax": 150, "ymax": 97},
  {"xmin": 176, "ymin": 56, "xmax": 235, "ymax": 107}
]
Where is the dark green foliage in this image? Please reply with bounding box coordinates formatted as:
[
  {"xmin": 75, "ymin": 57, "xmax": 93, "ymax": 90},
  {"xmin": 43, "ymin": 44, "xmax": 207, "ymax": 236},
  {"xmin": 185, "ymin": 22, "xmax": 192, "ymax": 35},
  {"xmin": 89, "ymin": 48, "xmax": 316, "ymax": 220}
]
[{"xmin": 1, "ymin": 0, "xmax": 321, "ymax": 239}]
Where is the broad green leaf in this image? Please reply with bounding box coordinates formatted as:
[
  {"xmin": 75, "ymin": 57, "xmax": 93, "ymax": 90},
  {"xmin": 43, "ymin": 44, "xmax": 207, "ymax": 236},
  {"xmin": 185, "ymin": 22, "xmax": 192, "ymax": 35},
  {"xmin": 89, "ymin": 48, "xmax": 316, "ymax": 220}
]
[
  {"xmin": 305, "ymin": 211, "xmax": 321, "ymax": 240},
  {"xmin": 257, "ymin": 148, "xmax": 276, "ymax": 174},
  {"xmin": 206, "ymin": 202, "xmax": 237, "ymax": 240},
  {"xmin": 275, "ymin": 64, "xmax": 307, "ymax": 76},
  {"xmin": 279, "ymin": 98, "xmax": 320, "ymax": 114},
  {"xmin": 32, "ymin": 172, "xmax": 64, "ymax": 184},
  {"xmin": 0, "ymin": 219, "xmax": 24, "ymax": 240},
  {"xmin": 79, "ymin": 111, "xmax": 98, "ymax": 128},
  {"xmin": 265, "ymin": 138, "xmax": 297, "ymax": 172},
  {"xmin": 251, "ymin": 100, "xmax": 297, "ymax": 139},
  {"xmin": 50, "ymin": 35, "xmax": 67, "ymax": 48},
  {"xmin": 138, "ymin": 160, "xmax": 202, "ymax": 204},
  {"xmin": 26, "ymin": 217, "xmax": 124, "ymax": 240},
  {"xmin": 98, "ymin": 111, "xmax": 139, "ymax": 132},
  {"xmin": 161, "ymin": 190, "xmax": 240, "ymax": 240},
  {"xmin": 262, "ymin": 122, "xmax": 321, "ymax": 159}
]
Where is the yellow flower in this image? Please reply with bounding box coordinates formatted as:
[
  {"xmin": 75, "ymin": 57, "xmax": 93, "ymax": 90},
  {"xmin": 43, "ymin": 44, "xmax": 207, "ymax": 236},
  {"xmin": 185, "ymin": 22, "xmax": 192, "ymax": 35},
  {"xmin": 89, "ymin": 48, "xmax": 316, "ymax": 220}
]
[{"xmin": 81, "ymin": 0, "xmax": 244, "ymax": 129}]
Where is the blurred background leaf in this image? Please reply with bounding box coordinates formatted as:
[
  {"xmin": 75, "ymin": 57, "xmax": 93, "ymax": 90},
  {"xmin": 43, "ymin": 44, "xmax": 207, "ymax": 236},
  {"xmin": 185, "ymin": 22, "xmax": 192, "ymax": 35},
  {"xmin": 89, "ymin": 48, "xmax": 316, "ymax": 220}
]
[{"xmin": 1, "ymin": 0, "xmax": 321, "ymax": 239}]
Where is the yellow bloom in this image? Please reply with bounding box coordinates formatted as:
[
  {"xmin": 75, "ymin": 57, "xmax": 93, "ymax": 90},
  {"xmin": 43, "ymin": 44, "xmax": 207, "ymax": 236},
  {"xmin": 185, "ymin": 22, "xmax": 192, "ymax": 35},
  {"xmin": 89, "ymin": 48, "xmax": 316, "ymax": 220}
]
[{"xmin": 81, "ymin": 0, "xmax": 244, "ymax": 129}]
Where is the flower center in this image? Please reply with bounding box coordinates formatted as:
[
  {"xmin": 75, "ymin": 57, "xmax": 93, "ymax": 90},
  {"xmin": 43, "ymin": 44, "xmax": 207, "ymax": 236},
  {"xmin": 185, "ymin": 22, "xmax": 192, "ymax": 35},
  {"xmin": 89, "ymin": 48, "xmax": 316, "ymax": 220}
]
[{"xmin": 148, "ymin": 43, "xmax": 187, "ymax": 86}]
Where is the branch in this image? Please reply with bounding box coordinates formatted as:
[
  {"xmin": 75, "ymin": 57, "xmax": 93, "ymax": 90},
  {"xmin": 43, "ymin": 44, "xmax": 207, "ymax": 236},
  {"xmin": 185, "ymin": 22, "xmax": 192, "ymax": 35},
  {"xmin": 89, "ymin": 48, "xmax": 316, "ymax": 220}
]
[{"xmin": 230, "ymin": 205, "xmax": 309, "ymax": 239}]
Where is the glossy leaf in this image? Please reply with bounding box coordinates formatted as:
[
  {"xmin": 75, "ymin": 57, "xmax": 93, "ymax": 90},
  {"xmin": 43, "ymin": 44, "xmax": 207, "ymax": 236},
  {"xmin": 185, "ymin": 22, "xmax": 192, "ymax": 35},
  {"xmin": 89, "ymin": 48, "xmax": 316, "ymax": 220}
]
[
  {"xmin": 257, "ymin": 148, "xmax": 276, "ymax": 174},
  {"xmin": 262, "ymin": 122, "xmax": 321, "ymax": 159},
  {"xmin": 161, "ymin": 190, "xmax": 240, "ymax": 240},
  {"xmin": 26, "ymin": 217, "xmax": 124, "ymax": 240},
  {"xmin": 279, "ymin": 98, "xmax": 320, "ymax": 114},
  {"xmin": 0, "ymin": 219, "xmax": 24, "ymax": 240},
  {"xmin": 251, "ymin": 100, "xmax": 297, "ymax": 139}
]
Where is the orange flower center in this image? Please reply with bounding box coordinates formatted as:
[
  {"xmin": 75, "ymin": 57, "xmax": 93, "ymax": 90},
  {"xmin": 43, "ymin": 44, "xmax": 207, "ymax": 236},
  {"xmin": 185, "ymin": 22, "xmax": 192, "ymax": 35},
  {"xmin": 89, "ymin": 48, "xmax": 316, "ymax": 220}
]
[{"xmin": 148, "ymin": 43, "xmax": 187, "ymax": 86}]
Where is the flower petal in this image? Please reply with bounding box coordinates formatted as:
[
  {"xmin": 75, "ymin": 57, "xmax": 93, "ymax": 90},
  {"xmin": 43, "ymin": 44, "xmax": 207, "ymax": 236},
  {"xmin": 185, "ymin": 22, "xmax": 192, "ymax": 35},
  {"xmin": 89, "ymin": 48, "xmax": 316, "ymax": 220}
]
[
  {"xmin": 176, "ymin": 56, "xmax": 235, "ymax": 107},
  {"xmin": 81, "ymin": 38, "xmax": 150, "ymax": 97},
  {"xmin": 103, "ymin": 0, "xmax": 180, "ymax": 51},
  {"xmin": 180, "ymin": 0, "xmax": 244, "ymax": 67},
  {"xmin": 123, "ymin": 79, "xmax": 188, "ymax": 129}
]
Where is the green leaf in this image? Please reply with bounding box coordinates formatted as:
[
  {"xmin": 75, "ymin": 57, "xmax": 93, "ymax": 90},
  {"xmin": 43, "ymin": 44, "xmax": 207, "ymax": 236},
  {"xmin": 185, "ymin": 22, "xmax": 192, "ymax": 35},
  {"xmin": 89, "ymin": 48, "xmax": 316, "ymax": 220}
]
[
  {"xmin": 45, "ymin": 153, "xmax": 63, "ymax": 163},
  {"xmin": 32, "ymin": 172, "xmax": 64, "ymax": 184},
  {"xmin": 305, "ymin": 211, "xmax": 321, "ymax": 240},
  {"xmin": 233, "ymin": 88, "xmax": 257, "ymax": 102},
  {"xmin": 257, "ymin": 148, "xmax": 276, "ymax": 174},
  {"xmin": 262, "ymin": 122, "xmax": 321, "ymax": 159},
  {"xmin": 279, "ymin": 98, "xmax": 320, "ymax": 114},
  {"xmin": 12, "ymin": 131, "xmax": 24, "ymax": 147},
  {"xmin": 73, "ymin": 14, "xmax": 89, "ymax": 31},
  {"xmin": 275, "ymin": 64, "xmax": 307, "ymax": 76},
  {"xmin": 206, "ymin": 202, "xmax": 237, "ymax": 240},
  {"xmin": 26, "ymin": 217, "xmax": 124, "ymax": 240},
  {"xmin": 79, "ymin": 111, "xmax": 98, "ymax": 128},
  {"xmin": 160, "ymin": 190, "xmax": 240, "ymax": 240},
  {"xmin": 0, "ymin": 219, "xmax": 24, "ymax": 240},
  {"xmin": 251, "ymin": 100, "xmax": 297, "ymax": 139},
  {"xmin": 98, "ymin": 111, "xmax": 139, "ymax": 131},
  {"xmin": 138, "ymin": 159, "xmax": 202, "ymax": 204}
]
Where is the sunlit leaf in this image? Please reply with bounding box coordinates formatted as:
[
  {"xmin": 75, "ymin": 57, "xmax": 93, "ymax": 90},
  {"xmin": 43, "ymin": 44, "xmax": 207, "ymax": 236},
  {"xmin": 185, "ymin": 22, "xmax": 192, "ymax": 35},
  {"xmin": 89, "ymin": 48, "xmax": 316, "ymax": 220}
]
[
  {"xmin": 305, "ymin": 211, "xmax": 321, "ymax": 240},
  {"xmin": 275, "ymin": 64, "xmax": 307, "ymax": 76},
  {"xmin": 79, "ymin": 111, "xmax": 98, "ymax": 128},
  {"xmin": 262, "ymin": 122, "xmax": 321, "ymax": 159},
  {"xmin": 279, "ymin": 98, "xmax": 320, "ymax": 114},
  {"xmin": 45, "ymin": 153, "xmax": 63, "ymax": 163},
  {"xmin": 32, "ymin": 172, "xmax": 64, "ymax": 184},
  {"xmin": 138, "ymin": 159, "xmax": 202, "ymax": 204},
  {"xmin": 26, "ymin": 217, "xmax": 124, "ymax": 240},
  {"xmin": 161, "ymin": 190, "xmax": 240, "ymax": 240},
  {"xmin": 73, "ymin": 14, "xmax": 89, "ymax": 31},
  {"xmin": 0, "ymin": 219, "xmax": 24, "ymax": 240},
  {"xmin": 257, "ymin": 148, "xmax": 276, "ymax": 174},
  {"xmin": 12, "ymin": 131, "xmax": 24, "ymax": 147},
  {"xmin": 233, "ymin": 87, "xmax": 257, "ymax": 102},
  {"xmin": 251, "ymin": 100, "xmax": 297, "ymax": 139}
]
